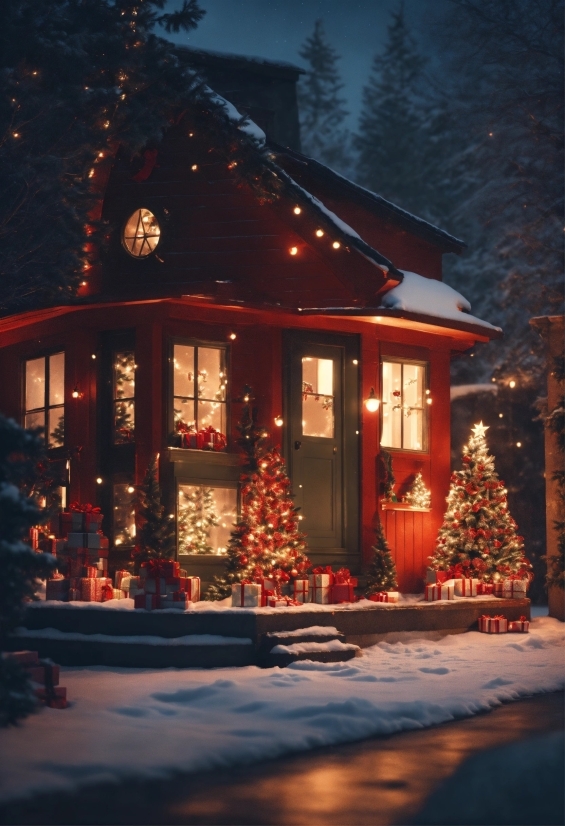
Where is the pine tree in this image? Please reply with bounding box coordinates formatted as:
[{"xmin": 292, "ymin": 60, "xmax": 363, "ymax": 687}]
[
  {"xmin": 178, "ymin": 486, "xmax": 219, "ymax": 555},
  {"xmin": 355, "ymin": 5, "xmax": 430, "ymax": 213},
  {"xmin": 365, "ymin": 521, "xmax": 398, "ymax": 595},
  {"xmin": 297, "ymin": 19, "xmax": 351, "ymax": 174},
  {"xmin": 208, "ymin": 390, "xmax": 310, "ymax": 600},
  {"xmin": 429, "ymin": 422, "xmax": 532, "ymax": 581},
  {"xmin": 405, "ymin": 471, "xmax": 431, "ymax": 509},
  {"xmin": 0, "ymin": 415, "xmax": 56, "ymax": 726},
  {"xmin": 133, "ymin": 454, "xmax": 176, "ymax": 572}
]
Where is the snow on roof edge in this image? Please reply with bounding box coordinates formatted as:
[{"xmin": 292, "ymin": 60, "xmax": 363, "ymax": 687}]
[
  {"xmin": 177, "ymin": 45, "xmax": 305, "ymax": 75},
  {"xmin": 204, "ymin": 87, "xmax": 266, "ymax": 145}
]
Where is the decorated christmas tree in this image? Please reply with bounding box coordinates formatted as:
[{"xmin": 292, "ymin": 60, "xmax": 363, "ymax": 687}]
[
  {"xmin": 429, "ymin": 422, "xmax": 531, "ymax": 581},
  {"xmin": 178, "ymin": 486, "xmax": 219, "ymax": 555},
  {"xmin": 208, "ymin": 390, "xmax": 310, "ymax": 600},
  {"xmin": 405, "ymin": 471, "xmax": 431, "ymax": 509},
  {"xmin": 133, "ymin": 454, "xmax": 176, "ymax": 572},
  {"xmin": 365, "ymin": 520, "xmax": 398, "ymax": 595}
]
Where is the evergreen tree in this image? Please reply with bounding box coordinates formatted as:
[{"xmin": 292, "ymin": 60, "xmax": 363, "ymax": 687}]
[
  {"xmin": 355, "ymin": 5, "xmax": 432, "ymax": 216},
  {"xmin": 545, "ymin": 355, "xmax": 565, "ymax": 590},
  {"xmin": 208, "ymin": 390, "xmax": 310, "ymax": 600},
  {"xmin": 429, "ymin": 422, "xmax": 532, "ymax": 581},
  {"xmin": 133, "ymin": 454, "xmax": 175, "ymax": 572},
  {"xmin": 365, "ymin": 521, "xmax": 398, "ymax": 595},
  {"xmin": 297, "ymin": 19, "xmax": 351, "ymax": 174},
  {"xmin": 178, "ymin": 486, "xmax": 219, "ymax": 555},
  {"xmin": 0, "ymin": 416, "xmax": 56, "ymax": 726},
  {"xmin": 405, "ymin": 471, "xmax": 431, "ymax": 509}
]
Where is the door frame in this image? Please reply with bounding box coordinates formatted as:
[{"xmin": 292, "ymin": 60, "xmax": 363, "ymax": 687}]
[{"xmin": 282, "ymin": 329, "xmax": 360, "ymax": 569}]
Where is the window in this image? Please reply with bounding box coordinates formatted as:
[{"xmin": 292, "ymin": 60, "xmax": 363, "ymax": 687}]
[
  {"xmin": 381, "ymin": 359, "xmax": 427, "ymax": 451},
  {"xmin": 122, "ymin": 208, "xmax": 160, "ymax": 258},
  {"xmin": 113, "ymin": 351, "xmax": 135, "ymax": 443},
  {"xmin": 302, "ymin": 356, "xmax": 334, "ymax": 438},
  {"xmin": 113, "ymin": 483, "xmax": 136, "ymax": 547},
  {"xmin": 173, "ymin": 343, "xmax": 227, "ymax": 436},
  {"xmin": 25, "ymin": 353, "xmax": 65, "ymax": 448},
  {"xmin": 178, "ymin": 484, "xmax": 237, "ymax": 555}
]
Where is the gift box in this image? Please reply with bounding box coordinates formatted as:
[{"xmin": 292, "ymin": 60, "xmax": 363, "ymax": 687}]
[
  {"xmin": 85, "ymin": 565, "xmax": 98, "ymax": 579},
  {"xmin": 100, "ymin": 582, "xmax": 114, "ymax": 602},
  {"xmin": 454, "ymin": 578, "xmax": 479, "ymax": 597},
  {"xmin": 140, "ymin": 559, "xmax": 180, "ymax": 580},
  {"xmin": 160, "ymin": 595, "xmax": 190, "ymax": 611},
  {"xmin": 368, "ymin": 591, "xmax": 400, "ymax": 603},
  {"xmin": 68, "ymin": 587, "xmax": 81, "ymax": 601},
  {"xmin": 492, "ymin": 582, "xmax": 504, "ymax": 597},
  {"xmin": 425, "ymin": 583, "xmax": 455, "ymax": 601},
  {"xmin": 182, "ymin": 576, "xmax": 200, "ymax": 602},
  {"xmin": 477, "ymin": 582, "xmax": 494, "ymax": 596},
  {"xmin": 331, "ymin": 583, "xmax": 356, "ymax": 604},
  {"xmin": 144, "ymin": 577, "xmax": 168, "ymax": 595},
  {"xmin": 115, "ymin": 570, "xmax": 130, "ymax": 589},
  {"xmin": 261, "ymin": 589, "xmax": 275, "ymax": 607},
  {"xmin": 293, "ymin": 579, "xmax": 310, "ymax": 604},
  {"xmin": 112, "ymin": 588, "xmax": 126, "ymax": 600},
  {"xmin": 478, "ymin": 614, "xmax": 508, "ymax": 633},
  {"xmin": 231, "ymin": 581, "xmax": 262, "ymax": 607},
  {"xmin": 80, "ymin": 577, "xmax": 99, "ymax": 602},
  {"xmin": 196, "ymin": 426, "xmax": 227, "ymax": 451},
  {"xmin": 46, "ymin": 578, "xmax": 69, "ymax": 601},
  {"xmin": 67, "ymin": 532, "xmax": 109, "ymax": 550},
  {"xmin": 267, "ymin": 597, "xmax": 288, "ymax": 608},
  {"xmin": 68, "ymin": 554, "xmax": 89, "ymax": 578},
  {"xmin": 29, "ymin": 527, "xmax": 40, "ymax": 550},
  {"xmin": 502, "ymin": 578, "xmax": 528, "ymax": 599},
  {"xmin": 508, "ymin": 616, "xmax": 529, "ymax": 632},
  {"xmin": 97, "ymin": 558, "xmax": 108, "ymax": 574},
  {"xmin": 134, "ymin": 593, "xmax": 161, "ymax": 610},
  {"xmin": 60, "ymin": 511, "xmax": 84, "ymax": 536},
  {"xmin": 84, "ymin": 512, "xmax": 103, "ymax": 533},
  {"xmin": 309, "ymin": 570, "xmax": 333, "ymax": 605}
]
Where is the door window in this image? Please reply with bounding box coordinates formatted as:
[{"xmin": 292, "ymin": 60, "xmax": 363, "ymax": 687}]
[
  {"xmin": 173, "ymin": 344, "xmax": 227, "ymax": 435},
  {"xmin": 302, "ymin": 356, "xmax": 334, "ymax": 438},
  {"xmin": 24, "ymin": 353, "xmax": 65, "ymax": 448},
  {"xmin": 381, "ymin": 359, "xmax": 427, "ymax": 451}
]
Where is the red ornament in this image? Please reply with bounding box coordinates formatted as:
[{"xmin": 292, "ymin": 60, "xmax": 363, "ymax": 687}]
[{"xmin": 239, "ymin": 555, "xmax": 248, "ymax": 566}]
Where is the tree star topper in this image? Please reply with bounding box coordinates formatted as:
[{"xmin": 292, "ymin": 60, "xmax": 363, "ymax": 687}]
[{"xmin": 471, "ymin": 421, "xmax": 489, "ymax": 439}]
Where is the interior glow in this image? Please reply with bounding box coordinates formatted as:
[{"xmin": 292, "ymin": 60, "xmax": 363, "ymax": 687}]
[{"xmin": 122, "ymin": 208, "xmax": 160, "ymax": 258}]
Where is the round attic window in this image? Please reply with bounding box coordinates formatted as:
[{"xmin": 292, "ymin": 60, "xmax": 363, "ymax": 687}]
[{"xmin": 122, "ymin": 208, "xmax": 160, "ymax": 258}]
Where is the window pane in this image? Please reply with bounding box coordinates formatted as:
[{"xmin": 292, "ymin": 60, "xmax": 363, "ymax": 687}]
[
  {"xmin": 114, "ymin": 401, "xmax": 135, "ymax": 443},
  {"xmin": 302, "ymin": 357, "xmax": 334, "ymax": 438},
  {"xmin": 178, "ymin": 484, "xmax": 237, "ymax": 555},
  {"xmin": 48, "ymin": 408, "xmax": 64, "ymax": 448},
  {"xmin": 403, "ymin": 363, "xmax": 423, "ymax": 410},
  {"xmin": 114, "ymin": 352, "xmax": 135, "ymax": 400},
  {"xmin": 174, "ymin": 397, "xmax": 195, "ymax": 430},
  {"xmin": 26, "ymin": 357, "xmax": 45, "ymax": 412},
  {"xmin": 197, "ymin": 399, "xmax": 225, "ymax": 433},
  {"xmin": 198, "ymin": 347, "xmax": 225, "ymax": 402},
  {"xmin": 25, "ymin": 410, "xmax": 45, "ymax": 433},
  {"xmin": 123, "ymin": 209, "xmax": 160, "ymax": 258},
  {"xmin": 403, "ymin": 408, "xmax": 423, "ymax": 451},
  {"xmin": 113, "ymin": 484, "xmax": 136, "ymax": 546},
  {"xmin": 381, "ymin": 361, "xmax": 402, "ymax": 448},
  {"xmin": 174, "ymin": 345, "xmax": 195, "ymax": 400},
  {"xmin": 49, "ymin": 353, "xmax": 65, "ymax": 407}
]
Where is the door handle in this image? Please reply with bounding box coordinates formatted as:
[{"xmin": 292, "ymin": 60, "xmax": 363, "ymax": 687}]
[
  {"xmin": 294, "ymin": 440, "xmax": 302, "ymax": 450},
  {"xmin": 333, "ymin": 446, "xmax": 338, "ymax": 454}
]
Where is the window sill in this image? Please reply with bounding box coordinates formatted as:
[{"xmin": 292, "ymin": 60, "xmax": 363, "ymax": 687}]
[{"xmin": 381, "ymin": 501, "xmax": 431, "ymax": 513}]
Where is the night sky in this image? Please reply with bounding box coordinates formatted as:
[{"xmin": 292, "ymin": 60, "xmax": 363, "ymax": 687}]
[{"xmin": 168, "ymin": 0, "xmax": 445, "ymax": 128}]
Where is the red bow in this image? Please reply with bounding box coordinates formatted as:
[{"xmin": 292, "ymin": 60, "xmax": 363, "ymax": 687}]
[
  {"xmin": 69, "ymin": 502, "xmax": 101, "ymax": 514},
  {"xmin": 334, "ymin": 568, "xmax": 351, "ymax": 584},
  {"xmin": 312, "ymin": 565, "xmax": 333, "ymax": 576}
]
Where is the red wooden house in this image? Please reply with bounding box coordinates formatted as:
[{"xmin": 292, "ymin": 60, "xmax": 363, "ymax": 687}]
[{"xmin": 0, "ymin": 50, "xmax": 501, "ymax": 593}]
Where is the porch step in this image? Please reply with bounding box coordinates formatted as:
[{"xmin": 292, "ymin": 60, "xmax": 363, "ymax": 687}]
[{"xmin": 259, "ymin": 625, "xmax": 360, "ymax": 668}]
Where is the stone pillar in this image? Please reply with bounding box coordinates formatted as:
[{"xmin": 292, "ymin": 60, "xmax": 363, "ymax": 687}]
[{"xmin": 530, "ymin": 315, "xmax": 564, "ymax": 620}]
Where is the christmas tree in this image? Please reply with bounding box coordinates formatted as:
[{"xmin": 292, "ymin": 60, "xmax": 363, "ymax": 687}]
[
  {"xmin": 365, "ymin": 520, "xmax": 398, "ymax": 595},
  {"xmin": 208, "ymin": 390, "xmax": 310, "ymax": 600},
  {"xmin": 297, "ymin": 19, "xmax": 351, "ymax": 174},
  {"xmin": 0, "ymin": 415, "xmax": 56, "ymax": 726},
  {"xmin": 133, "ymin": 454, "xmax": 176, "ymax": 572},
  {"xmin": 405, "ymin": 472, "xmax": 431, "ymax": 509},
  {"xmin": 429, "ymin": 422, "xmax": 531, "ymax": 581},
  {"xmin": 178, "ymin": 486, "xmax": 219, "ymax": 555}
]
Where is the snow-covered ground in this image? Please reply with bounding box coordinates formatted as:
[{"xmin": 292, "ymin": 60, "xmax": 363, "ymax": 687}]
[{"xmin": 0, "ymin": 617, "xmax": 563, "ymax": 806}]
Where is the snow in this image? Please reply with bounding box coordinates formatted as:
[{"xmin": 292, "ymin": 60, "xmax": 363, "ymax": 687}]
[
  {"xmin": 12, "ymin": 628, "xmax": 252, "ymax": 647},
  {"xmin": 379, "ymin": 271, "xmax": 502, "ymax": 333},
  {"xmin": 264, "ymin": 626, "xmax": 341, "ymax": 638},
  {"xmin": 451, "ymin": 383, "xmax": 499, "ymax": 400},
  {"xmin": 205, "ymin": 87, "xmax": 266, "ymax": 145},
  {"xmin": 269, "ymin": 640, "xmax": 359, "ymax": 655},
  {"xmin": 0, "ymin": 617, "xmax": 563, "ymax": 806}
]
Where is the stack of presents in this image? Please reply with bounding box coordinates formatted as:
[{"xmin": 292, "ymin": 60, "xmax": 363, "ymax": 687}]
[
  {"xmin": 43, "ymin": 503, "xmax": 114, "ymax": 603},
  {"xmin": 6, "ymin": 650, "xmax": 68, "ymax": 708},
  {"xmin": 115, "ymin": 560, "xmax": 201, "ymax": 611},
  {"xmin": 424, "ymin": 570, "xmax": 530, "ymax": 634},
  {"xmin": 231, "ymin": 567, "xmax": 369, "ymax": 607}
]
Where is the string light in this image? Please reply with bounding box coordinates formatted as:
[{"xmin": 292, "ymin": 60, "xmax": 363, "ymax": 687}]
[
  {"xmin": 289, "ymin": 246, "xmax": 298, "ymax": 256},
  {"xmin": 332, "ymin": 241, "xmax": 340, "ymax": 249},
  {"xmin": 91, "ymin": 354, "xmax": 96, "ymax": 360},
  {"xmin": 191, "ymin": 164, "xmax": 198, "ymax": 171},
  {"xmin": 229, "ymin": 333, "xmax": 236, "ymax": 340},
  {"xmin": 96, "ymin": 477, "xmax": 103, "ymax": 485},
  {"xmin": 71, "ymin": 386, "xmax": 82, "ymax": 399},
  {"xmin": 293, "ymin": 206, "xmax": 301, "ymax": 215},
  {"xmin": 274, "ymin": 416, "xmax": 283, "ymax": 427},
  {"xmin": 315, "ymin": 229, "xmax": 324, "ymax": 237},
  {"xmin": 127, "ymin": 486, "xmax": 135, "ymax": 494},
  {"xmin": 353, "ymin": 359, "xmax": 358, "ymax": 365},
  {"xmin": 509, "ymin": 380, "xmax": 516, "ymax": 388},
  {"xmin": 499, "ymin": 413, "xmax": 504, "ymax": 418}
]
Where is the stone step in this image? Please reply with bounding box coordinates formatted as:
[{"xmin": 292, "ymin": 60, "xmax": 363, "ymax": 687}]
[
  {"xmin": 259, "ymin": 625, "xmax": 346, "ymax": 652},
  {"xmin": 263, "ymin": 638, "xmax": 361, "ymax": 669},
  {"xmin": 6, "ymin": 629, "xmax": 255, "ymax": 669}
]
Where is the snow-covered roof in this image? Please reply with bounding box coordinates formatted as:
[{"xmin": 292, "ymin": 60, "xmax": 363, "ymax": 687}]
[
  {"xmin": 206, "ymin": 88, "xmax": 266, "ymax": 145},
  {"xmin": 380, "ymin": 272, "xmax": 502, "ymax": 335},
  {"xmin": 177, "ymin": 45, "xmax": 304, "ymax": 76}
]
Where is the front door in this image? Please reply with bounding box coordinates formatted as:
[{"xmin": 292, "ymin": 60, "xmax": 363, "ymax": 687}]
[{"xmin": 284, "ymin": 331, "xmax": 359, "ymax": 567}]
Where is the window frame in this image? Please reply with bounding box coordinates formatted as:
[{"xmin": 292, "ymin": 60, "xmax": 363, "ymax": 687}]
[
  {"xmin": 121, "ymin": 208, "xmax": 161, "ymax": 259},
  {"xmin": 168, "ymin": 337, "xmax": 230, "ymax": 443},
  {"xmin": 380, "ymin": 356, "xmax": 429, "ymax": 454},
  {"xmin": 23, "ymin": 351, "xmax": 65, "ymax": 449}
]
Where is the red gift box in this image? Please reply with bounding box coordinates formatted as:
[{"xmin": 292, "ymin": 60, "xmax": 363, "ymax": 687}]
[
  {"xmin": 114, "ymin": 570, "xmax": 131, "ymax": 589},
  {"xmin": 196, "ymin": 426, "xmax": 227, "ymax": 451},
  {"xmin": 492, "ymin": 582, "xmax": 504, "ymax": 597},
  {"xmin": 508, "ymin": 616, "xmax": 529, "ymax": 632},
  {"xmin": 29, "ymin": 527, "xmax": 40, "ymax": 549},
  {"xmin": 100, "ymin": 582, "xmax": 114, "ymax": 602},
  {"xmin": 368, "ymin": 591, "xmax": 399, "ymax": 603},
  {"xmin": 141, "ymin": 559, "xmax": 180, "ymax": 580},
  {"xmin": 84, "ymin": 512, "xmax": 104, "ymax": 533},
  {"xmin": 60, "ymin": 511, "xmax": 84, "ymax": 536},
  {"xmin": 477, "ymin": 582, "xmax": 494, "ymax": 595},
  {"xmin": 181, "ymin": 577, "xmax": 200, "ymax": 602},
  {"xmin": 261, "ymin": 589, "xmax": 275, "ymax": 607},
  {"xmin": 331, "ymin": 583, "xmax": 355, "ymax": 604},
  {"xmin": 134, "ymin": 593, "xmax": 161, "ymax": 610},
  {"xmin": 478, "ymin": 614, "xmax": 508, "ymax": 633}
]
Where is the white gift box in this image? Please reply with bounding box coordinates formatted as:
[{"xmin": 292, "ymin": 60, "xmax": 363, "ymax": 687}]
[
  {"xmin": 231, "ymin": 582, "xmax": 262, "ymax": 607},
  {"xmin": 293, "ymin": 579, "xmax": 310, "ymax": 604},
  {"xmin": 454, "ymin": 578, "xmax": 479, "ymax": 597},
  {"xmin": 502, "ymin": 579, "xmax": 528, "ymax": 598},
  {"xmin": 425, "ymin": 583, "xmax": 455, "ymax": 601},
  {"xmin": 309, "ymin": 573, "xmax": 332, "ymax": 604}
]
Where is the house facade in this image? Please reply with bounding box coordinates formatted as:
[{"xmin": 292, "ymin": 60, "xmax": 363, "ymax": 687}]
[{"xmin": 0, "ymin": 51, "xmax": 500, "ymax": 593}]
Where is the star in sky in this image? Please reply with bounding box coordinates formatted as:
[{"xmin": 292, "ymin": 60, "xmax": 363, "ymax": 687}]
[{"xmin": 472, "ymin": 421, "xmax": 489, "ymax": 439}]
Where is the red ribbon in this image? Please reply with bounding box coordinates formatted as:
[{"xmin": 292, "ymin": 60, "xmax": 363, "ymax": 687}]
[
  {"xmin": 69, "ymin": 502, "xmax": 101, "ymax": 514},
  {"xmin": 333, "ymin": 567, "xmax": 351, "ymax": 584},
  {"xmin": 144, "ymin": 558, "xmax": 176, "ymax": 578}
]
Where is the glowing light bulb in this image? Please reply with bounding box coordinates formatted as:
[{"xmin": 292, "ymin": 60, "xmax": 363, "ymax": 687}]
[
  {"xmin": 509, "ymin": 380, "xmax": 516, "ymax": 388},
  {"xmin": 191, "ymin": 164, "xmax": 198, "ymax": 171},
  {"xmin": 315, "ymin": 229, "xmax": 324, "ymax": 237},
  {"xmin": 96, "ymin": 477, "xmax": 103, "ymax": 484},
  {"xmin": 426, "ymin": 397, "xmax": 432, "ymax": 405},
  {"xmin": 353, "ymin": 359, "xmax": 358, "ymax": 365},
  {"xmin": 332, "ymin": 241, "xmax": 340, "ymax": 249},
  {"xmin": 229, "ymin": 333, "xmax": 236, "ymax": 340},
  {"xmin": 127, "ymin": 486, "xmax": 135, "ymax": 493},
  {"xmin": 290, "ymin": 246, "xmax": 298, "ymax": 256},
  {"xmin": 293, "ymin": 206, "xmax": 301, "ymax": 215},
  {"xmin": 364, "ymin": 388, "xmax": 380, "ymax": 413},
  {"xmin": 516, "ymin": 441, "xmax": 522, "ymax": 448},
  {"xmin": 274, "ymin": 416, "xmax": 283, "ymax": 427}
]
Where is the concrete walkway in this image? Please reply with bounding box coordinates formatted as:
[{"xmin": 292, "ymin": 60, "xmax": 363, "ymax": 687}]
[{"xmin": 1, "ymin": 692, "xmax": 563, "ymax": 825}]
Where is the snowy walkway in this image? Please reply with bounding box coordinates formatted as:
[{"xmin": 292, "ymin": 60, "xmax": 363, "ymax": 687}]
[{"xmin": 0, "ymin": 617, "xmax": 563, "ymax": 806}]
